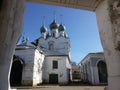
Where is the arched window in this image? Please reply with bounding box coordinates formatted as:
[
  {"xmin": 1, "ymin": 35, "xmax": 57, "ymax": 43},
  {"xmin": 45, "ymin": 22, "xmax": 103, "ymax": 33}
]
[
  {"xmin": 49, "ymin": 43, "xmax": 53, "ymax": 50},
  {"xmin": 48, "ymin": 41, "xmax": 54, "ymax": 50}
]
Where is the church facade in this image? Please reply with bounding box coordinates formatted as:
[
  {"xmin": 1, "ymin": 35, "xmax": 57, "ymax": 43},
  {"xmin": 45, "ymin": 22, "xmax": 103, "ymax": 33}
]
[
  {"xmin": 39, "ymin": 18, "xmax": 71, "ymax": 84},
  {"xmin": 10, "ymin": 18, "xmax": 71, "ymax": 86}
]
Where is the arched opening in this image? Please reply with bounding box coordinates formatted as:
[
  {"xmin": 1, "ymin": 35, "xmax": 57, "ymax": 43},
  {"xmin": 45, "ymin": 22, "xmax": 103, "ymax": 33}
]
[
  {"xmin": 97, "ymin": 61, "xmax": 108, "ymax": 83},
  {"xmin": 10, "ymin": 56, "xmax": 23, "ymax": 86}
]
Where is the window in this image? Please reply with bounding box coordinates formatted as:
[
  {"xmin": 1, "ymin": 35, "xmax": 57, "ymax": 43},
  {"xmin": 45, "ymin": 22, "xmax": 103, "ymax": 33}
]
[
  {"xmin": 52, "ymin": 33, "xmax": 55, "ymax": 37},
  {"xmin": 49, "ymin": 43, "xmax": 53, "ymax": 50},
  {"xmin": 48, "ymin": 41, "xmax": 54, "ymax": 50},
  {"xmin": 53, "ymin": 61, "xmax": 58, "ymax": 69}
]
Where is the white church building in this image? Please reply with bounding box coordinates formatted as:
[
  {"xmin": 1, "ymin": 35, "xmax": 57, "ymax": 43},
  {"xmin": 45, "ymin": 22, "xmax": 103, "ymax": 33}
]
[{"xmin": 10, "ymin": 18, "xmax": 71, "ymax": 86}]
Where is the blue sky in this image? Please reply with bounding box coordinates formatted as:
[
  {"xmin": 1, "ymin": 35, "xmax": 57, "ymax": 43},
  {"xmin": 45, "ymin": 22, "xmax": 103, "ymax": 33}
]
[{"xmin": 21, "ymin": 2, "xmax": 103, "ymax": 64}]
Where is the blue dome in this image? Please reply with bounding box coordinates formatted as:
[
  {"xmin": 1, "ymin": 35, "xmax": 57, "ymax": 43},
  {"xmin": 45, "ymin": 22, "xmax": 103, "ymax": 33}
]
[
  {"xmin": 40, "ymin": 25, "xmax": 47, "ymax": 33},
  {"xmin": 50, "ymin": 20, "xmax": 59, "ymax": 30},
  {"xmin": 58, "ymin": 24, "xmax": 66, "ymax": 31}
]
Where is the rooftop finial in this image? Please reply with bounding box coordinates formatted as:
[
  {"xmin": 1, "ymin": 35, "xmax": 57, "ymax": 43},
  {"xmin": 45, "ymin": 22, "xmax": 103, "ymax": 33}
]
[
  {"xmin": 22, "ymin": 32, "xmax": 25, "ymax": 43},
  {"xmin": 42, "ymin": 16, "xmax": 45, "ymax": 26},
  {"xmin": 60, "ymin": 14, "xmax": 63, "ymax": 24},
  {"xmin": 53, "ymin": 11, "xmax": 56, "ymax": 21},
  {"xmin": 26, "ymin": 37, "xmax": 29, "ymax": 42}
]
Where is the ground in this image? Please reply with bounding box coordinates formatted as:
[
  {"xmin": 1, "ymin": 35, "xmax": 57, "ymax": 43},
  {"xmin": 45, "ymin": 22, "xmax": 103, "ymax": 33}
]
[{"xmin": 12, "ymin": 85, "xmax": 106, "ymax": 90}]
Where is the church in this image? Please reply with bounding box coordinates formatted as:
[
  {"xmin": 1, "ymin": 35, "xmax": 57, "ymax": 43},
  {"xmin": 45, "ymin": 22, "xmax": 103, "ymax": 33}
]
[{"xmin": 10, "ymin": 18, "xmax": 71, "ymax": 86}]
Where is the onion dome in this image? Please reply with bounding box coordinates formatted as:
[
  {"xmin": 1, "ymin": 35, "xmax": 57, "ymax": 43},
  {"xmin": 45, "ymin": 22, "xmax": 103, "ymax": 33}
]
[
  {"xmin": 50, "ymin": 19, "xmax": 59, "ymax": 30},
  {"xmin": 40, "ymin": 25, "xmax": 47, "ymax": 33},
  {"xmin": 58, "ymin": 24, "xmax": 66, "ymax": 32}
]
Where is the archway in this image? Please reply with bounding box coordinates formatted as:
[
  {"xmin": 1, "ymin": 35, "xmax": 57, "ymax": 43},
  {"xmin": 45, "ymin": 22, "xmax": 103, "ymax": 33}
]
[
  {"xmin": 97, "ymin": 61, "xmax": 108, "ymax": 83},
  {"xmin": 10, "ymin": 56, "xmax": 23, "ymax": 86}
]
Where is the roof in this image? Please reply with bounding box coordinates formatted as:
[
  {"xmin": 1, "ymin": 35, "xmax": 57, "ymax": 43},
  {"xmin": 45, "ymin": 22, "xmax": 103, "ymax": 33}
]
[
  {"xmin": 42, "ymin": 48, "xmax": 67, "ymax": 56},
  {"xmin": 40, "ymin": 25, "xmax": 47, "ymax": 33},
  {"xmin": 59, "ymin": 24, "xmax": 66, "ymax": 32},
  {"xmin": 79, "ymin": 52, "xmax": 104, "ymax": 64},
  {"xmin": 50, "ymin": 19, "xmax": 59, "ymax": 30},
  {"xmin": 42, "ymin": 48, "xmax": 71, "ymax": 63},
  {"xmin": 27, "ymin": 0, "xmax": 104, "ymax": 11},
  {"xmin": 16, "ymin": 42, "xmax": 44, "ymax": 55},
  {"xmin": 16, "ymin": 41, "xmax": 37, "ymax": 50}
]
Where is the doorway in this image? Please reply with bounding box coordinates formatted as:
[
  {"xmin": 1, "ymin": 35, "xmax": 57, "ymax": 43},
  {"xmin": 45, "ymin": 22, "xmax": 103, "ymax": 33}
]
[
  {"xmin": 10, "ymin": 56, "xmax": 23, "ymax": 86},
  {"xmin": 97, "ymin": 61, "xmax": 108, "ymax": 83},
  {"xmin": 49, "ymin": 74, "xmax": 58, "ymax": 84}
]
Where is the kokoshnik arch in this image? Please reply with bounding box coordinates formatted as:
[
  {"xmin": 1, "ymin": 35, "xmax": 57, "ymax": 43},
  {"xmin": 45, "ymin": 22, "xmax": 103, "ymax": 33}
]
[{"xmin": 0, "ymin": 0, "xmax": 120, "ymax": 90}]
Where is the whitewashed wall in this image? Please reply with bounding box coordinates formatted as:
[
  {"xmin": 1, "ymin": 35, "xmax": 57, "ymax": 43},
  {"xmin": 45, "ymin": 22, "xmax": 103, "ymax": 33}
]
[
  {"xmin": 33, "ymin": 49, "xmax": 45, "ymax": 86},
  {"xmin": 15, "ymin": 48, "xmax": 35, "ymax": 85},
  {"xmin": 39, "ymin": 36, "xmax": 70, "ymax": 55},
  {"xmin": 15, "ymin": 48, "xmax": 44, "ymax": 86},
  {"xmin": 42, "ymin": 56, "xmax": 71, "ymax": 84}
]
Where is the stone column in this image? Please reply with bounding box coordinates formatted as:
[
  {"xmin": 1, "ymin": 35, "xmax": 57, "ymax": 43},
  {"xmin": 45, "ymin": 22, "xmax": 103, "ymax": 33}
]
[
  {"xmin": 96, "ymin": 0, "xmax": 120, "ymax": 90},
  {"xmin": 0, "ymin": 0, "xmax": 25, "ymax": 90}
]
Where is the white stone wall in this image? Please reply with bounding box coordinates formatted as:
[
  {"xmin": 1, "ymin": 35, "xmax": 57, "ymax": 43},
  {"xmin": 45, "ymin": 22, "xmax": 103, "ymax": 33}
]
[
  {"xmin": 33, "ymin": 49, "xmax": 45, "ymax": 86},
  {"xmin": 15, "ymin": 48, "xmax": 35, "ymax": 85},
  {"xmin": 15, "ymin": 48, "xmax": 44, "ymax": 86},
  {"xmin": 42, "ymin": 56, "xmax": 71, "ymax": 84},
  {"xmin": 39, "ymin": 36, "xmax": 70, "ymax": 55},
  {"xmin": 96, "ymin": 1, "xmax": 120, "ymax": 90},
  {"xmin": 91, "ymin": 66, "xmax": 99, "ymax": 84}
]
